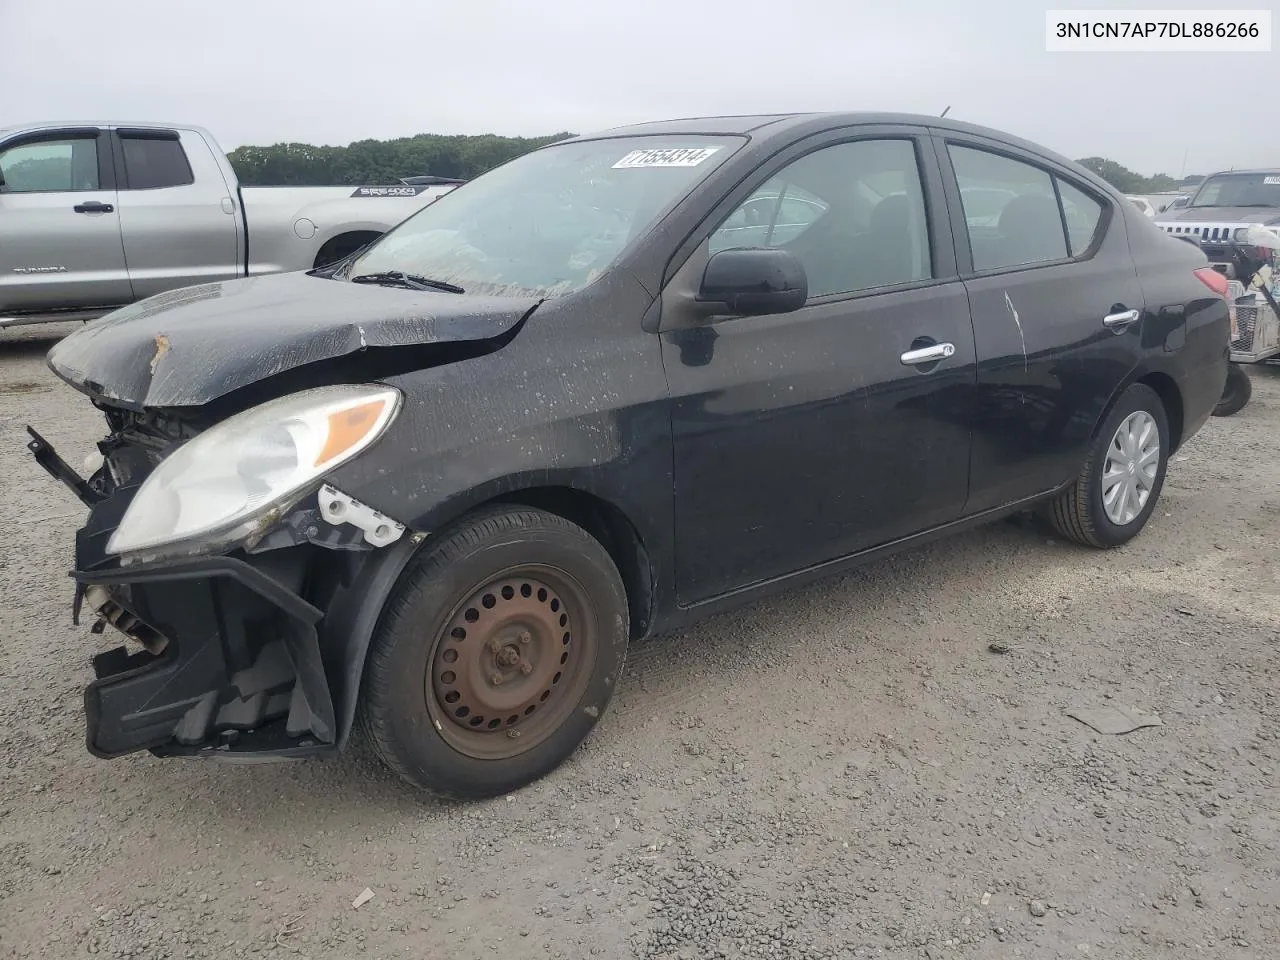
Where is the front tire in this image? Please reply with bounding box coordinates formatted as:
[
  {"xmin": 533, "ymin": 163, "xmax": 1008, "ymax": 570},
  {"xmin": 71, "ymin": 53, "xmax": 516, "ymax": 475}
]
[
  {"xmin": 358, "ymin": 506, "xmax": 629, "ymax": 799},
  {"xmin": 1045, "ymin": 383, "xmax": 1169, "ymax": 548},
  {"xmin": 1212, "ymin": 363, "xmax": 1251, "ymax": 417}
]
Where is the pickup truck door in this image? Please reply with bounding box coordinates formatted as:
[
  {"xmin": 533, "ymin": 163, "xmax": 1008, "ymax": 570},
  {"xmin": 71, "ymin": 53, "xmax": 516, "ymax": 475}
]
[
  {"xmin": 0, "ymin": 128, "xmax": 132, "ymax": 315},
  {"xmin": 111, "ymin": 128, "xmax": 241, "ymax": 299}
]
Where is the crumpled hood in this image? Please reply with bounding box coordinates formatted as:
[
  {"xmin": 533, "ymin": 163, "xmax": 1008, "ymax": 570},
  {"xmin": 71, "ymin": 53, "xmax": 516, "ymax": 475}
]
[
  {"xmin": 47, "ymin": 272, "xmax": 539, "ymax": 408},
  {"xmin": 1156, "ymin": 206, "xmax": 1280, "ymax": 226}
]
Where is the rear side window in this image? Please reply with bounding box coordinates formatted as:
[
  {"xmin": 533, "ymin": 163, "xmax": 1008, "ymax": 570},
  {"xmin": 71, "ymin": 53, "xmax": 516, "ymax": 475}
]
[
  {"xmin": 0, "ymin": 136, "xmax": 100, "ymax": 192},
  {"xmin": 1056, "ymin": 179, "xmax": 1103, "ymax": 256},
  {"xmin": 950, "ymin": 146, "xmax": 1066, "ymax": 270},
  {"xmin": 120, "ymin": 135, "xmax": 194, "ymax": 190}
]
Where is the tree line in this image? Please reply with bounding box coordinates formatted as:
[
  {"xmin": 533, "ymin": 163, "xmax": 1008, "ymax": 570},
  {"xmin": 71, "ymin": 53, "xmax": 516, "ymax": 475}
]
[
  {"xmin": 226, "ymin": 132, "xmax": 575, "ymax": 186},
  {"xmin": 1074, "ymin": 157, "xmax": 1201, "ymax": 195}
]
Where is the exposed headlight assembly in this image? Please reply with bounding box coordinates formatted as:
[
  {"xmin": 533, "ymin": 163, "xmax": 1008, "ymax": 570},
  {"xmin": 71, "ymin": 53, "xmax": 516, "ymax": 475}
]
[{"xmin": 107, "ymin": 385, "xmax": 401, "ymax": 562}]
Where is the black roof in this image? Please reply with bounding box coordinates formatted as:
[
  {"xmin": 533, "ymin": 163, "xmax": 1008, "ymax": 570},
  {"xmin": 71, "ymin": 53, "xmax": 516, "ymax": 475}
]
[{"xmin": 564, "ymin": 111, "xmax": 1106, "ymax": 196}]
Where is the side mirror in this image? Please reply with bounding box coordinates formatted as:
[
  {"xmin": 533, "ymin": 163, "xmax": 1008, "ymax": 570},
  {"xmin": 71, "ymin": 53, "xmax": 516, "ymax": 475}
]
[{"xmin": 696, "ymin": 247, "xmax": 808, "ymax": 317}]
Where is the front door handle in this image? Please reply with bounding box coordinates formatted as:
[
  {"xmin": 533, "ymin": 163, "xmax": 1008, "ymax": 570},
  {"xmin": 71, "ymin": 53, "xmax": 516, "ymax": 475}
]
[
  {"xmin": 73, "ymin": 200, "xmax": 114, "ymax": 214},
  {"xmin": 900, "ymin": 342, "xmax": 956, "ymax": 366},
  {"xmin": 1103, "ymin": 308, "xmax": 1140, "ymax": 331}
]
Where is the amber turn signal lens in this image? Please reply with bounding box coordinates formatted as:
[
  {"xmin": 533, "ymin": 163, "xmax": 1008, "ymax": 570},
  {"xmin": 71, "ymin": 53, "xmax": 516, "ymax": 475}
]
[{"xmin": 316, "ymin": 399, "xmax": 388, "ymax": 467}]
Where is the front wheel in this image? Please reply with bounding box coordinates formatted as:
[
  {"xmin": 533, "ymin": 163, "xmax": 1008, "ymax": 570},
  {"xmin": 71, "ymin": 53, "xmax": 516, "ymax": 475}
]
[
  {"xmin": 1212, "ymin": 363, "xmax": 1252, "ymax": 417},
  {"xmin": 1044, "ymin": 383, "xmax": 1169, "ymax": 548},
  {"xmin": 358, "ymin": 506, "xmax": 629, "ymax": 799}
]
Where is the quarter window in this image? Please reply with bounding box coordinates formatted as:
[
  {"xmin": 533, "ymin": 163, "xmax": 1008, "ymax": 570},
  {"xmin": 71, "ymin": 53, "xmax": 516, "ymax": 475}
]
[
  {"xmin": 709, "ymin": 139, "xmax": 932, "ymax": 298},
  {"xmin": 120, "ymin": 135, "xmax": 194, "ymax": 190},
  {"xmin": 1056, "ymin": 178, "xmax": 1103, "ymax": 255},
  {"xmin": 0, "ymin": 137, "xmax": 100, "ymax": 193}
]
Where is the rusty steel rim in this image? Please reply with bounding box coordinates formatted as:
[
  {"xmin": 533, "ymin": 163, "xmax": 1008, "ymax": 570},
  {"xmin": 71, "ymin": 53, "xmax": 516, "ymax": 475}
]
[{"xmin": 425, "ymin": 565, "xmax": 596, "ymax": 760}]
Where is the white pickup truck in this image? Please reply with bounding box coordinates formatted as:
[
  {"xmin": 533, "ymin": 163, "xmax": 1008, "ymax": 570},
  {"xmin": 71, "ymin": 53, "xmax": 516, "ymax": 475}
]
[{"xmin": 0, "ymin": 121, "xmax": 461, "ymax": 328}]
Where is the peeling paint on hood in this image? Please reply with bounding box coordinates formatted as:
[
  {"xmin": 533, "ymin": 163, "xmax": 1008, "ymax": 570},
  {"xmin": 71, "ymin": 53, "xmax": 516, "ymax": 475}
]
[{"xmin": 46, "ymin": 272, "xmax": 540, "ymax": 409}]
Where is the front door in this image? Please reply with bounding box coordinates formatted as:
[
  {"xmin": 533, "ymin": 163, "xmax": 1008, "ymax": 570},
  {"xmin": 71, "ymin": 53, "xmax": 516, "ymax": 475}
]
[
  {"xmin": 0, "ymin": 129, "xmax": 131, "ymax": 314},
  {"xmin": 935, "ymin": 136, "xmax": 1146, "ymax": 512},
  {"xmin": 660, "ymin": 132, "xmax": 978, "ymax": 605}
]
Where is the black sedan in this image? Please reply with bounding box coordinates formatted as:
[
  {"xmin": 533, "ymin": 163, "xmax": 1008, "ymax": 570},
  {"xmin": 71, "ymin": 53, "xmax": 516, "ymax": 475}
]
[{"xmin": 32, "ymin": 112, "xmax": 1229, "ymax": 798}]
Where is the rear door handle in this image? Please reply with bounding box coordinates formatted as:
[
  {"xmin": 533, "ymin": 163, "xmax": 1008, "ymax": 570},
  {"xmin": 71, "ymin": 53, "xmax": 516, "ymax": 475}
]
[
  {"xmin": 1103, "ymin": 308, "xmax": 1140, "ymax": 331},
  {"xmin": 900, "ymin": 342, "xmax": 956, "ymax": 366},
  {"xmin": 73, "ymin": 201, "xmax": 114, "ymax": 214}
]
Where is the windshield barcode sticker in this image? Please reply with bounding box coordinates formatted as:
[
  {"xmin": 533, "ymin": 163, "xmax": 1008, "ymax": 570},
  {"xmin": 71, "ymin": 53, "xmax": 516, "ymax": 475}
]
[
  {"xmin": 1265, "ymin": 176, "xmax": 1280, "ymax": 185},
  {"xmin": 613, "ymin": 147, "xmax": 721, "ymax": 169}
]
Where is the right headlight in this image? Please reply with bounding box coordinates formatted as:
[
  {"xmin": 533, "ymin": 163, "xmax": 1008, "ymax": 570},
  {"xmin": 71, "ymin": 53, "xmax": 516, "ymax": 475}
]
[{"xmin": 107, "ymin": 384, "xmax": 402, "ymax": 563}]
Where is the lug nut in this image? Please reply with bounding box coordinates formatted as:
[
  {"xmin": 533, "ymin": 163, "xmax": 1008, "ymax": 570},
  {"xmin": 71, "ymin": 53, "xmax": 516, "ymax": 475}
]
[
  {"xmin": 520, "ymin": 662, "xmax": 533, "ymax": 675},
  {"xmin": 488, "ymin": 638, "xmax": 504, "ymax": 654},
  {"xmin": 518, "ymin": 631, "xmax": 532, "ymax": 644},
  {"xmin": 490, "ymin": 673, "xmax": 504, "ymax": 686}
]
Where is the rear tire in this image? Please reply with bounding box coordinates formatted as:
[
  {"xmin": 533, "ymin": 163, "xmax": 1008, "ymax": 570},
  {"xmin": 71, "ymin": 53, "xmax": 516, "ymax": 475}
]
[
  {"xmin": 358, "ymin": 506, "xmax": 629, "ymax": 799},
  {"xmin": 1044, "ymin": 383, "xmax": 1169, "ymax": 548},
  {"xmin": 1212, "ymin": 363, "xmax": 1251, "ymax": 417}
]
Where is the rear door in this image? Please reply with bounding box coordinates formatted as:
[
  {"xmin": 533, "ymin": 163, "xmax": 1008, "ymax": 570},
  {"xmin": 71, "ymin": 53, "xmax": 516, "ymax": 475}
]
[
  {"xmin": 0, "ymin": 128, "xmax": 131, "ymax": 314},
  {"xmin": 932, "ymin": 132, "xmax": 1145, "ymax": 513},
  {"xmin": 111, "ymin": 127, "xmax": 240, "ymax": 299}
]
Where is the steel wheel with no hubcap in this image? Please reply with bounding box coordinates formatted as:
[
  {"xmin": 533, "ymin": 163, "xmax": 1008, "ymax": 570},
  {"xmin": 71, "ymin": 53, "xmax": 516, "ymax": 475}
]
[
  {"xmin": 1101, "ymin": 410, "xmax": 1159, "ymax": 526},
  {"xmin": 426, "ymin": 566, "xmax": 596, "ymax": 760}
]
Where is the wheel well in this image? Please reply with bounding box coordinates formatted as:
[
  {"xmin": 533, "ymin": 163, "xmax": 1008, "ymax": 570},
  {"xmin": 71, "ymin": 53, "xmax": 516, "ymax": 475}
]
[
  {"xmin": 313, "ymin": 230, "xmax": 383, "ymax": 269},
  {"xmin": 1137, "ymin": 372, "xmax": 1185, "ymax": 451},
  {"xmin": 485, "ymin": 487, "xmax": 655, "ymax": 640}
]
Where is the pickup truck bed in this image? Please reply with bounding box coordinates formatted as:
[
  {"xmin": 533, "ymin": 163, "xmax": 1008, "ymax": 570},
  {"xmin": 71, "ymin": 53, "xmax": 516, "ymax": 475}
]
[{"xmin": 0, "ymin": 122, "xmax": 458, "ymax": 327}]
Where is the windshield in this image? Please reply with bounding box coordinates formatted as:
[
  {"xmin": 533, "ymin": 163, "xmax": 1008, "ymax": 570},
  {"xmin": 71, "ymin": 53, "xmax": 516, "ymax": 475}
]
[
  {"xmin": 1190, "ymin": 172, "xmax": 1280, "ymax": 208},
  {"xmin": 347, "ymin": 135, "xmax": 743, "ymax": 297}
]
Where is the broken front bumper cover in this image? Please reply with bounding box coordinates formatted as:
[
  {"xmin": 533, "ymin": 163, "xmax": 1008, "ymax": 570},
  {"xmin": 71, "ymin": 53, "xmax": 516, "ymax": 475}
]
[
  {"xmin": 77, "ymin": 554, "xmax": 334, "ymax": 759},
  {"xmin": 31, "ymin": 430, "xmax": 416, "ymax": 762}
]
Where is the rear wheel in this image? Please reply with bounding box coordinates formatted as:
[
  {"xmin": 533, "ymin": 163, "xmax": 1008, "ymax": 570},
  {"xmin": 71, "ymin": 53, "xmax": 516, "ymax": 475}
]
[
  {"xmin": 1212, "ymin": 363, "xmax": 1251, "ymax": 417},
  {"xmin": 358, "ymin": 506, "xmax": 629, "ymax": 799},
  {"xmin": 1044, "ymin": 383, "xmax": 1169, "ymax": 548}
]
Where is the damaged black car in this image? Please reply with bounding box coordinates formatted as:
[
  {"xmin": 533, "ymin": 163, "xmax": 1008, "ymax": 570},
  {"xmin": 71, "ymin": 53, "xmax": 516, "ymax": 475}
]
[{"xmin": 32, "ymin": 113, "xmax": 1228, "ymax": 798}]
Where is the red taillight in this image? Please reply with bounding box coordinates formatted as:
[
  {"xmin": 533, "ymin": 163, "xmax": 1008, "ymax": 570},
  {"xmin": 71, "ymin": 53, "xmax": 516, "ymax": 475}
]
[{"xmin": 1194, "ymin": 266, "xmax": 1230, "ymax": 298}]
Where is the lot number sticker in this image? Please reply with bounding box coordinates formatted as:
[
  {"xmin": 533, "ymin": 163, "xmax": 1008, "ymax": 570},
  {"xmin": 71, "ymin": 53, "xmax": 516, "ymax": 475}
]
[{"xmin": 613, "ymin": 147, "xmax": 721, "ymax": 169}]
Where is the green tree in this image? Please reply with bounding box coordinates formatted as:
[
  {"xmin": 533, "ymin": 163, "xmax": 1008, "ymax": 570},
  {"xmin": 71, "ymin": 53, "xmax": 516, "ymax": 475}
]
[
  {"xmin": 227, "ymin": 131, "xmax": 576, "ymax": 186},
  {"xmin": 1075, "ymin": 157, "xmax": 1197, "ymax": 195}
]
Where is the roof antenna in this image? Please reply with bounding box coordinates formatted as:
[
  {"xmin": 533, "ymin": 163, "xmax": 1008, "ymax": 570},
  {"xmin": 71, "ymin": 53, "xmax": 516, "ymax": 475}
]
[{"xmin": 940, "ymin": 105, "xmax": 951, "ymax": 118}]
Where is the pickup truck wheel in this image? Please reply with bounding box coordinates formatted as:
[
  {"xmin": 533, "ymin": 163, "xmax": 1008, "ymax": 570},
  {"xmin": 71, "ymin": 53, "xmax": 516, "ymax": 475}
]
[
  {"xmin": 358, "ymin": 506, "xmax": 629, "ymax": 799},
  {"xmin": 1044, "ymin": 383, "xmax": 1169, "ymax": 548},
  {"xmin": 1212, "ymin": 363, "xmax": 1251, "ymax": 417}
]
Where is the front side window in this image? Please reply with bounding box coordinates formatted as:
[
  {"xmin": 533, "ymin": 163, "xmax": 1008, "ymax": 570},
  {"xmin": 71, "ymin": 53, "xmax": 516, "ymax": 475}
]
[
  {"xmin": 708, "ymin": 138, "xmax": 932, "ymax": 298},
  {"xmin": 1190, "ymin": 172, "xmax": 1280, "ymax": 209},
  {"xmin": 349, "ymin": 136, "xmax": 743, "ymax": 298},
  {"xmin": 120, "ymin": 136, "xmax": 195, "ymax": 190},
  {"xmin": 950, "ymin": 146, "xmax": 1068, "ymax": 270},
  {"xmin": 0, "ymin": 137, "xmax": 100, "ymax": 193}
]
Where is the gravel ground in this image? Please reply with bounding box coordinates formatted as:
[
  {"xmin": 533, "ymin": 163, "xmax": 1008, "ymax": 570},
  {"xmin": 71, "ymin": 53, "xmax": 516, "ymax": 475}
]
[{"xmin": 2, "ymin": 323, "xmax": 1278, "ymax": 960}]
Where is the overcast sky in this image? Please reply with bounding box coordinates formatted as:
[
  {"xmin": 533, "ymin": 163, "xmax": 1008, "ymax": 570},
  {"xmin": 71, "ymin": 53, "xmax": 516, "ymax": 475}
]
[{"xmin": 1, "ymin": 0, "xmax": 1276, "ymax": 176}]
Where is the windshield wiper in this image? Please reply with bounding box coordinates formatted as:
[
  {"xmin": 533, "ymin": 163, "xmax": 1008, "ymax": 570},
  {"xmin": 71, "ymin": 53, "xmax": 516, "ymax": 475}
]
[{"xmin": 350, "ymin": 271, "xmax": 465, "ymax": 294}]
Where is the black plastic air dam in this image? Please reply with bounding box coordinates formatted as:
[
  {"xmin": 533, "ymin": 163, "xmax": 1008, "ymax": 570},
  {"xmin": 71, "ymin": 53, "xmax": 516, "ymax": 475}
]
[{"xmin": 75, "ymin": 557, "xmax": 333, "ymax": 759}]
